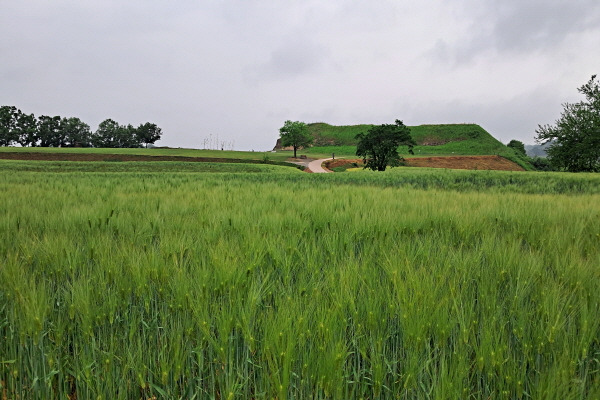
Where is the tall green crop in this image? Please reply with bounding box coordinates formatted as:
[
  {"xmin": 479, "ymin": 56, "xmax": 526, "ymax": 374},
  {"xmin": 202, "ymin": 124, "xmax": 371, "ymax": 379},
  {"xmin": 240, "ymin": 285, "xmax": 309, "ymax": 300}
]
[{"xmin": 1, "ymin": 161, "xmax": 599, "ymax": 399}]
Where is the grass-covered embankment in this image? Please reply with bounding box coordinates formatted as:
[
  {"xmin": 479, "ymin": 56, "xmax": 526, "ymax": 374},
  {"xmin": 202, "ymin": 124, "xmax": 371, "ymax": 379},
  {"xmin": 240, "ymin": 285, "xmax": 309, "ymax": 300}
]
[{"xmin": 302, "ymin": 123, "xmax": 534, "ymax": 170}]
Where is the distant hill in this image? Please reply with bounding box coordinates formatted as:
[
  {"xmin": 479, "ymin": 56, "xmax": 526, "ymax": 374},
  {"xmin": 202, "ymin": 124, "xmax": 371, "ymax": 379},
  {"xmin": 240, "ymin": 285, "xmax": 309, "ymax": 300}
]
[
  {"xmin": 272, "ymin": 122, "xmax": 534, "ymax": 170},
  {"xmin": 303, "ymin": 122, "xmax": 510, "ymax": 155},
  {"xmin": 525, "ymin": 143, "xmax": 549, "ymax": 157}
]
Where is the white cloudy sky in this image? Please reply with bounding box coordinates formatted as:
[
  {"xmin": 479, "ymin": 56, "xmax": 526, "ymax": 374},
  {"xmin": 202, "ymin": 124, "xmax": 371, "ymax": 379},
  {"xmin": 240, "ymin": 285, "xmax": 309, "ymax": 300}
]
[{"xmin": 1, "ymin": 1, "xmax": 599, "ymax": 150}]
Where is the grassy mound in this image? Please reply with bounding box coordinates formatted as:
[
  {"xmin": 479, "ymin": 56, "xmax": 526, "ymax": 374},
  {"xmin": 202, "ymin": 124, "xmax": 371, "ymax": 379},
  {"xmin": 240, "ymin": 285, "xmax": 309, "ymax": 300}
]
[
  {"xmin": 302, "ymin": 122, "xmax": 533, "ymax": 170},
  {"xmin": 309, "ymin": 122, "xmax": 495, "ymax": 144}
]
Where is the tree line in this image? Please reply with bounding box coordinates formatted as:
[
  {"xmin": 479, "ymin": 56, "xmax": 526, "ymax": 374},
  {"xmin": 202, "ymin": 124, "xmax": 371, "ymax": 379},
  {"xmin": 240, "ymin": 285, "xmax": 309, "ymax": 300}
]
[{"xmin": 0, "ymin": 106, "xmax": 162, "ymax": 148}]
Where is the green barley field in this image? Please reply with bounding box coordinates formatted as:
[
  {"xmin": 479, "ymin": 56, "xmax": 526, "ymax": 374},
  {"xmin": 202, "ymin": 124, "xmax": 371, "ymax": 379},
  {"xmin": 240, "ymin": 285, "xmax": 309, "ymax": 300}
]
[{"xmin": 1, "ymin": 160, "xmax": 599, "ymax": 399}]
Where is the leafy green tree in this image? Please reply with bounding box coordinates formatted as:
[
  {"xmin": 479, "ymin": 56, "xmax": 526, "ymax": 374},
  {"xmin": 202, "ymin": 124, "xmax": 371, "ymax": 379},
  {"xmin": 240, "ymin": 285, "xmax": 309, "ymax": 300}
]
[
  {"xmin": 279, "ymin": 120, "xmax": 313, "ymax": 158},
  {"xmin": 61, "ymin": 117, "xmax": 92, "ymax": 147},
  {"xmin": 2, "ymin": 106, "xmax": 164, "ymax": 149},
  {"xmin": 117, "ymin": 124, "xmax": 140, "ymax": 148},
  {"xmin": 92, "ymin": 119, "xmax": 120, "ymax": 147},
  {"xmin": 37, "ymin": 115, "xmax": 63, "ymax": 147},
  {"xmin": 15, "ymin": 112, "xmax": 38, "ymax": 147},
  {"xmin": 93, "ymin": 119, "xmax": 143, "ymax": 148},
  {"xmin": 536, "ymin": 75, "xmax": 600, "ymax": 172},
  {"xmin": 529, "ymin": 156, "xmax": 555, "ymax": 171},
  {"xmin": 356, "ymin": 119, "xmax": 416, "ymax": 171},
  {"xmin": 135, "ymin": 122, "xmax": 162, "ymax": 148},
  {"xmin": 0, "ymin": 106, "xmax": 19, "ymax": 146},
  {"xmin": 507, "ymin": 139, "xmax": 526, "ymax": 156}
]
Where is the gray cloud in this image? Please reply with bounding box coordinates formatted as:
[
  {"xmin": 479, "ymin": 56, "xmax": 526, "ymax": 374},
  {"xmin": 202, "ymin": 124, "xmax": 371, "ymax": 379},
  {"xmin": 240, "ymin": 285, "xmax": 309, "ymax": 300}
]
[
  {"xmin": 1, "ymin": 1, "xmax": 599, "ymax": 150},
  {"xmin": 489, "ymin": 0, "xmax": 600, "ymax": 51},
  {"xmin": 431, "ymin": 0, "xmax": 600, "ymax": 64},
  {"xmin": 246, "ymin": 40, "xmax": 332, "ymax": 81}
]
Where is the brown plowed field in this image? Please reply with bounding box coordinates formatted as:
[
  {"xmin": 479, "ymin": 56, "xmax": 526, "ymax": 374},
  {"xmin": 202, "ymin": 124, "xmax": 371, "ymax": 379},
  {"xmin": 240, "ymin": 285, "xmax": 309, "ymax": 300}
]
[
  {"xmin": 0, "ymin": 152, "xmax": 265, "ymax": 164},
  {"xmin": 406, "ymin": 155, "xmax": 524, "ymax": 171},
  {"xmin": 328, "ymin": 155, "xmax": 524, "ymax": 171},
  {"xmin": 0, "ymin": 152, "xmax": 524, "ymax": 172}
]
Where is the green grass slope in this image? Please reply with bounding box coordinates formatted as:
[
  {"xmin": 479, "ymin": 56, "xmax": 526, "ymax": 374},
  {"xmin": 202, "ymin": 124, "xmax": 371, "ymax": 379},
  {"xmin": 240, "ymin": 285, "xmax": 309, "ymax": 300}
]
[
  {"xmin": 301, "ymin": 122, "xmax": 533, "ymax": 170},
  {"xmin": 306, "ymin": 122, "xmax": 508, "ymax": 154}
]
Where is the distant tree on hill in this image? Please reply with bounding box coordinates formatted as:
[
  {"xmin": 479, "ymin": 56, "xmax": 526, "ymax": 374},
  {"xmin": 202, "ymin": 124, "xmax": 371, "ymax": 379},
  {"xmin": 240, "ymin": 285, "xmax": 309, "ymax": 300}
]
[
  {"xmin": 61, "ymin": 117, "xmax": 92, "ymax": 147},
  {"xmin": 279, "ymin": 120, "xmax": 313, "ymax": 158},
  {"xmin": 93, "ymin": 119, "xmax": 164, "ymax": 148},
  {"xmin": 118, "ymin": 124, "xmax": 140, "ymax": 148},
  {"xmin": 37, "ymin": 115, "xmax": 63, "ymax": 147},
  {"xmin": 356, "ymin": 120, "xmax": 415, "ymax": 171},
  {"xmin": 136, "ymin": 122, "xmax": 162, "ymax": 148},
  {"xmin": 15, "ymin": 112, "xmax": 38, "ymax": 147},
  {"xmin": 536, "ymin": 75, "xmax": 600, "ymax": 172},
  {"xmin": 0, "ymin": 106, "xmax": 20, "ymax": 146},
  {"xmin": 92, "ymin": 119, "xmax": 139, "ymax": 148},
  {"xmin": 0, "ymin": 105, "xmax": 166, "ymax": 148},
  {"xmin": 507, "ymin": 140, "xmax": 526, "ymax": 156},
  {"xmin": 92, "ymin": 119, "xmax": 121, "ymax": 147}
]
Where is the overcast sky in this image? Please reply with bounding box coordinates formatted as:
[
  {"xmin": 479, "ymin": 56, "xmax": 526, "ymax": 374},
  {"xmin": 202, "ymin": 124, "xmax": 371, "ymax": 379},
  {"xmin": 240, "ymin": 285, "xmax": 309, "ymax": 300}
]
[{"xmin": 2, "ymin": 1, "xmax": 599, "ymax": 150}]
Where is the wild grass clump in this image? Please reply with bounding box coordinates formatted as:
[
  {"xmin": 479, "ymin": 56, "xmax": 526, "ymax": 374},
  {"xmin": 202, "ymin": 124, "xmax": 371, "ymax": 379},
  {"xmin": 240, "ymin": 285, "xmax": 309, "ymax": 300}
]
[{"xmin": 0, "ymin": 162, "xmax": 599, "ymax": 398}]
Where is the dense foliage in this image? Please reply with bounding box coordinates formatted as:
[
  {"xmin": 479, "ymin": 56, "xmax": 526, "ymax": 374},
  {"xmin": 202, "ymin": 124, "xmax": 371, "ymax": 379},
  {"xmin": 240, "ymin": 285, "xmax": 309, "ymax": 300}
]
[
  {"xmin": 536, "ymin": 75, "xmax": 600, "ymax": 172},
  {"xmin": 507, "ymin": 139, "xmax": 526, "ymax": 156},
  {"xmin": 528, "ymin": 156, "xmax": 555, "ymax": 171},
  {"xmin": 356, "ymin": 120, "xmax": 416, "ymax": 171},
  {"xmin": 0, "ymin": 105, "xmax": 162, "ymax": 148},
  {"xmin": 279, "ymin": 120, "xmax": 313, "ymax": 158}
]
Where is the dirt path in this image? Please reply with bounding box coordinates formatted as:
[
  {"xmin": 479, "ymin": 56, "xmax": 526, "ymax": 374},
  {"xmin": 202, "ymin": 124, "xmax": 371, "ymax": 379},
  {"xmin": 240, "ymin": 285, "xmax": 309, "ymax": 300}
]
[
  {"xmin": 287, "ymin": 158, "xmax": 313, "ymax": 169},
  {"xmin": 287, "ymin": 157, "xmax": 333, "ymax": 173},
  {"xmin": 307, "ymin": 158, "xmax": 333, "ymax": 173}
]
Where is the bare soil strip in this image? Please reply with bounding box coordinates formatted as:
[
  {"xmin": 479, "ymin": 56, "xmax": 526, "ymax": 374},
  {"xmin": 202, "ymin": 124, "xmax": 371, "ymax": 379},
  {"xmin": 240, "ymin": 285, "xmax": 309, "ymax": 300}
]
[
  {"xmin": 327, "ymin": 155, "xmax": 524, "ymax": 171},
  {"xmin": 406, "ymin": 155, "xmax": 524, "ymax": 171},
  {"xmin": 0, "ymin": 152, "xmax": 523, "ymax": 172},
  {"xmin": 0, "ymin": 152, "xmax": 261, "ymax": 163}
]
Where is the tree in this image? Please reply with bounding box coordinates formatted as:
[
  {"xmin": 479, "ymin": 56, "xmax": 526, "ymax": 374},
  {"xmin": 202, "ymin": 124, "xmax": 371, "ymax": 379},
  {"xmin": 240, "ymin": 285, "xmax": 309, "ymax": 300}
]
[
  {"xmin": 93, "ymin": 119, "xmax": 144, "ymax": 148},
  {"xmin": 15, "ymin": 112, "xmax": 38, "ymax": 147},
  {"xmin": 136, "ymin": 122, "xmax": 162, "ymax": 148},
  {"xmin": 61, "ymin": 117, "xmax": 92, "ymax": 147},
  {"xmin": 0, "ymin": 106, "xmax": 19, "ymax": 146},
  {"xmin": 117, "ymin": 124, "xmax": 140, "ymax": 148},
  {"xmin": 356, "ymin": 119, "xmax": 416, "ymax": 171},
  {"xmin": 529, "ymin": 156, "xmax": 554, "ymax": 171},
  {"xmin": 37, "ymin": 115, "xmax": 63, "ymax": 147},
  {"xmin": 92, "ymin": 119, "xmax": 120, "ymax": 147},
  {"xmin": 279, "ymin": 120, "xmax": 313, "ymax": 158},
  {"xmin": 535, "ymin": 75, "xmax": 600, "ymax": 172},
  {"xmin": 507, "ymin": 139, "xmax": 526, "ymax": 156}
]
